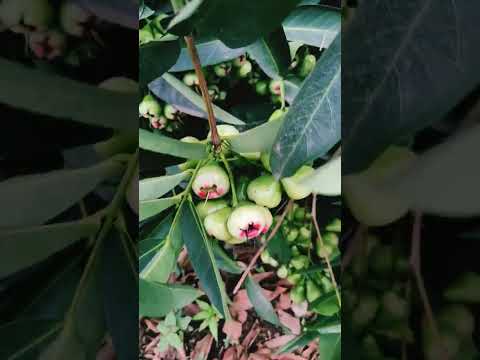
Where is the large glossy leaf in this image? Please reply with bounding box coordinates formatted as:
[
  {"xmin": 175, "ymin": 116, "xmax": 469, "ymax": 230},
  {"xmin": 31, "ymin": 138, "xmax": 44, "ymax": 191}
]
[
  {"xmin": 283, "ymin": 6, "xmax": 340, "ymax": 48},
  {"xmin": 247, "ymin": 28, "xmax": 291, "ymax": 80},
  {"xmin": 180, "ymin": 200, "xmax": 230, "ymax": 318},
  {"xmin": 0, "ymin": 220, "xmax": 99, "ymax": 279},
  {"xmin": 101, "ymin": 231, "xmax": 137, "ymax": 360},
  {"xmin": 167, "ymin": 0, "xmax": 204, "ymax": 30},
  {"xmin": 139, "ymin": 279, "xmax": 202, "ymax": 317},
  {"xmin": 169, "ymin": 39, "xmax": 245, "ymax": 72},
  {"xmin": 0, "ymin": 319, "xmax": 62, "ymax": 359},
  {"xmin": 0, "ymin": 59, "xmax": 136, "ymax": 130},
  {"xmin": 0, "ymin": 159, "xmax": 124, "ymax": 228},
  {"xmin": 139, "ymin": 40, "xmax": 181, "ymax": 87},
  {"xmin": 343, "ymin": 1, "xmax": 480, "ymax": 174},
  {"xmin": 139, "ymin": 129, "xmax": 208, "ymax": 159},
  {"xmin": 139, "ymin": 196, "xmax": 181, "ymax": 221},
  {"xmin": 245, "ymin": 276, "xmax": 280, "ymax": 326},
  {"xmin": 228, "ymin": 117, "xmax": 285, "ymax": 154},
  {"xmin": 177, "ymin": 0, "xmax": 301, "ymax": 48},
  {"xmin": 149, "ymin": 73, "xmax": 245, "ymax": 125},
  {"xmin": 319, "ymin": 333, "xmax": 341, "ymax": 360},
  {"xmin": 300, "ymin": 155, "xmax": 341, "ymax": 196},
  {"xmin": 271, "ymin": 34, "xmax": 341, "ymax": 179},
  {"xmin": 140, "ymin": 171, "xmax": 192, "ymax": 201},
  {"xmin": 141, "ymin": 208, "xmax": 183, "ymax": 282},
  {"xmin": 267, "ymin": 227, "xmax": 292, "ymax": 264},
  {"xmin": 211, "ymin": 241, "xmax": 243, "ymax": 274}
]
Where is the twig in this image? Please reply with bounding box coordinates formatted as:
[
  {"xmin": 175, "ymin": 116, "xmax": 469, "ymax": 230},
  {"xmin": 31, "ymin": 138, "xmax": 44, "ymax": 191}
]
[
  {"xmin": 312, "ymin": 194, "xmax": 341, "ymax": 306},
  {"xmin": 409, "ymin": 211, "xmax": 448, "ymax": 360},
  {"xmin": 184, "ymin": 35, "xmax": 221, "ymax": 149},
  {"xmin": 232, "ymin": 200, "xmax": 294, "ymax": 294}
]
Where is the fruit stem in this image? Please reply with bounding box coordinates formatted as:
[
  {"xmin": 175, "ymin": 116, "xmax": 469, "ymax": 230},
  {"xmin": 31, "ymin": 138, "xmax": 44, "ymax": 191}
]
[
  {"xmin": 312, "ymin": 194, "xmax": 341, "ymax": 307},
  {"xmin": 220, "ymin": 154, "xmax": 238, "ymax": 207},
  {"xmin": 233, "ymin": 200, "xmax": 294, "ymax": 295},
  {"xmin": 184, "ymin": 35, "xmax": 221, "ymax": 150},
  {"xmin": 280, "ymin": 79, "xmax": 286, "ymax": 110}
]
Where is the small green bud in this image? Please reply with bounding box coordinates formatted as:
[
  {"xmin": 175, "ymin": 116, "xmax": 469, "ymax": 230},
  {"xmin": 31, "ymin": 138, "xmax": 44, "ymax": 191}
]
[
  {"xmin": 247, "ymin": 175, "xmax": 282, "ymax": 209},
  {"xmin": 269, "ymin": 80, "xmax": 282, "ymax": 95},
  {"xmin": 298, "ymin": 54, "xmax": 316, "ymax": 78},
  {"xmin": 213, "ymin": 63, "xmax": 231, "ymax": 77},
  {"xmin": 164, "ymin": 104, "xmax": 178, "ymax": 120},
  {"xmin": 290, "ymin": 255, "xmax": 309, "ymax": 270},
  {"xmin": 294, "ymin": 207, "xmax": 306, "ymax": 222},
  {"xmin": 255, "ymin": 80, "xmax": 268, "ymax": 96},
  {"xmin": 299, "ymin": 226, "xmax": 312, "ymax": 240},
  {"xmin": 306, "ymin": 279, "xmax": 322, "ymax": 302},
  {"xmin": 277, "ymin": 265, "xmax": 288, "ymax": 279},
  {"xmin": 286, "ymin": 228, "xmax": 299, "ymax": 243},
  {"xmin": 325, "ymin": 218, "xmax": 341, "ymax": 233},
  {"xmin": 323, "ymin": 232, "xmax": 339, "ymax": 247},
  {"xmin": 290, "ymin": 284, "xmax": 306, "ymax": 304},
  {"xmin": 183, "ymin": 72, "xmax": 199, "ymax": 86},
  {"xmin": 237, "ymin": 61, "xmax": 252, "ymax": 78},
  {"xmin": 139, "ymin": 94, "xmax": 162, "ymax": 118},
  {"xmin": 287, "ymin": 273, "xmax": 302, "ymax": 285}
]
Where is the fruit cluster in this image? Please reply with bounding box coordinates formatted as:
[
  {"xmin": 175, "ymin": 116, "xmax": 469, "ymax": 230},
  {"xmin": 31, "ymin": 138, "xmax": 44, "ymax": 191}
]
[
  {"xmin": 343, "ymin": 235, "xmax": 480, "ymax": 360},
  {"xmin": 0, "ymin": 0, "xmax": 99, "ymax": 63}
]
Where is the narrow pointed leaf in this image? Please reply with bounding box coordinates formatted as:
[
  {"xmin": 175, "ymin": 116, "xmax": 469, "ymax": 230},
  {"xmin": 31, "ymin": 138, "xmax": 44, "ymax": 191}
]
[
  {"xmin": 139, "ymin": 196, "xmax": 181, "ymax": 221},
  {"xmin": 140, "ymin": 171, "xmax": 192, "ymax": 201},
  {"xmin": 228, "ymin": 117, "xmax": 285, "ymax": 154},
  {"xmin": 140, "ymin": 129, "xmax": 208, "ymax": 160},
  {"xmin": 139, "ymin": 41, "xmax": 181, "ymax": 87},
  {"xmin": 245, "ymin": 276, "xmax": 280, "ymax": 326}
]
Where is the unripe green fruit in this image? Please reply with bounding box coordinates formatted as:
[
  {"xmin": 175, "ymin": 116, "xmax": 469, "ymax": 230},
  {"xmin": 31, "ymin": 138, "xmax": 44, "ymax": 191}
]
[
  {"xmin": 219, "ymin": 91, "xmax": 227, "ymax": 101},
  {"xmin": 306, "ymin": 279, "xmax": 322, "ymax": 302},
  {"xmin": 369, "ymin": 245, "xmax": 394, "ymax": 276},
  {"xmin": 204, "ymin": 207, "xmax": 233, "ymax": 242},
  {"xmin": 325, "ymin": 218, "xmax": 341, "ymax": 233},
  {"xmin": 298, "ymin": 54, "xmax": 316, "ymax": 78},
  {"xmin": 317, "ymin": 244, "xmax": 333, "ymax": 258},
  {"xmin": 139, "ymin": 94, "xmax": 162, "ymax": 118},
  {"xmin": 260, "ymin": 152, "xmax": 272, "ymax": 172},
  {"xmin": 287, "ymin": 273, "xmax": 302, "ymax": 285},
  {"xmin": 196, "ymin": 199, "xmax": 228, "ymax": 220},
  {"xmin": 269, "ymin": 80, "xmax": 282, "ymax": 95},
  {"xmin": 444, "ymin": 272, "xmax": 480, "ymax": 303},
  {"xmin": 290, "ymin": 284, "xmax": 306, "ymax": 304},
  {"xmin": 164, "ymin": 104, "xmax": 178, "ymax": 120},
  {"xmin": 227, "ymin": 205, "xmax": 272, "ymax": 241},
  {"xmin": 255, "ymin": 80, "xmax": 268, "ymax": 96},
  {"xmin": 237, "ymin": 61, "xmax": 252, "ymax": 77},
  {"xmin": 293, "ymin": 207, "xmax": 306, "ymax": 221},
  {"xmin": 247, "ymin": 175, "xmax": 282, "ymax": 209},
  {"xmin": 323, "ymin": 232, "xmax": 339, "ymax": 247},
  {"xmin": 290, "ymin": 255, "xmax": 309, "ymax": 270},
  {"xmin": 351, "ymin": 294, "xmax": 379, "ymax": 331},
  {"xmin": 183, "ymin": 72, "xmax": 199, "ymax": 86},
  {"xmin": 277, "ymin": 265, "xmax": 288, "ymax": 278},
  {"xmin": 381, "ymin": 291, "xmax": 408, "ymax": 320},
  {"xmin": 192, "ymin": 163, "xmax": 230, "ymax": 199},
  {"xmin": 291, "ymin": 246, "xmax": 300, "ymax": 257},
  {"xmin": 214, "ymin": 63, "xmax": 231, "ymax": 77},
  {"xmin": 233, "ymin": 56, "xmax": 246, "ymax": 67},
  {"xmin": 60, "ymin": 1, "xmax": 93, "ymax": 37},
  {"xmin": 299, "ymin": 226, "xmax": 311, "ymax": 240},
  {"xmin": 28, "ymin": 29, "xmax": 67, "ymax": 60},
  {"xmin": 286, "ymin": 228, "xmax": 299, "ymax": 243},
  {"xmin": 437, "ymin": 304, "xmax": 475, "ymax": 337},
  {"xmin": 281, "ymin": 166, "xmax": 315, "ymax": 200}
]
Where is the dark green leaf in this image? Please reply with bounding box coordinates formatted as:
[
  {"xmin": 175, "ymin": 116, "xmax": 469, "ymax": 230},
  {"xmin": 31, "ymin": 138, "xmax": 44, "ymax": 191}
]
[
  {"xmin": 277, "ymin": 330, "xmax": 319, "ymax": 354},
  {"xmin": 169, "ymin": 39, "xmax": 245, "ymax": 72},
  {"xmin": 271, "ymin": 34, "xmax": 340, "ymax": 179},
  {"xmin": 211, "ymin": 241, "xmax": 243, "ymax": 274},
  {"xmin": 139, "ymin": 129, "xmax": 208, "ymax": 160},
  {"xmin": 284, "ymin": 76, "xmax": 302, "ymax": 104},
  {"xmin": 101, "ymin": 231, "xmax": 137, "ymax": 360},
  {"xmin": 167, "ymin": 0, "xmax": 204, "ymax": 30},
  {"xmin": 139, "ymin": 196, "xmax": 181, "ymax": 222},
  {"xmin": 229, "ymin": 117, "xmax": 285, "ymax": 154},
  {"xmin": 343, "ymin": 1, "xmax": 480, "ymax": 174},
  {"xmin": 245, "ymin": 276, "xmax": 280, "ymax": 326},
  {"xmin": 180, "ymin": 200, "xmax": 230, "ymax": 318},
  {"xmin": 283, "ymin": 6, "xmax": 340, "ymax": 48},
  {"xmin": 0, "ymin": 59, "xmax": 137, "ymax": 130},
  {"xmin": 319, "ymin": 332, "xmax": 341, "ymax": 360},
  {"xmin": 139, "ymin": 40, "xmax": 181, "ymax": 87},
  {"xmin": 139, "ymin": 279, "xmax": 202, "ymax": 317},
  {"xmin": 267, "ymin": 228, "xmax": 292, "ymax": 264},
  {"xmin": 309, "ymin": 291, "xmax": 340, "ymax": 316},
  {"xmin": 247, "ymin": 28, "xmax": 291, "ymax": 80}
]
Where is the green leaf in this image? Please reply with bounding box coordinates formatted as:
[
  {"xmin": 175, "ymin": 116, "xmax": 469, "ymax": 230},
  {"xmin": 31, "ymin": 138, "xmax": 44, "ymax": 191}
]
[
  {"xmin": 140, "ymin": 171, "xmax": 192, "ymax": 201},
  {"xmin": 139, "ymin": 196, "xmax": 181, "ymax": 222},
  {"xmin": 309, "ymin": 291, "xmax": 340, "ymax": 316},
  {"xmin": 271, "ymin": 34, "xmax": 340, "ymax": 179},
  {"xmin": 228, "ymin": 117, "xmax": 285, "ymax": 154},
  {"xmin": 283, "ymin": 6, "xmax": 340, "ymax": 48},
  {"xmin": 139, "ymin": 214, "xmax": 174, "ymax": 272},
  {"xmin": 0, "ymin": 319, "xmax": 62, "ymax": 359},
  {"xmin": 267, "ymin": 227, "xmax": 292, "ymax": 264},
  {"xmin": 141, "ymin": 209, "xmax": 183, "ymax": 282},
  {"xmin": 169, "ymin": 38, "xmax": 245, "ymax": 72},
  {"xmin": 247, "ymin": 28, "xmax": 291, "ymax": 80},
  {"xmin": 319, "ymin": 333, "xmax": 341, "ymax": 360},
  {"xmin": 300, "ymin": 155, "xmax": 341, "ymax": 196},
  {"xmin": 167, "ymin": 0, "xmax": 204, "ymax": 30},
  {"xmin": 343, "ymin": 1, "xmax": 480, "ymax": 174},
  {"xmin": 177, "ymin": 0, "xmax": 302, "ymax": 48},
  {"xmin": 180, "ymin": 200, "xmax": 230, "ymax": 318},
  {"xmin": 211, "ymin": 241, "xmax": 243, "ymax": 274},
  {"xmin": 284, "ymin": 75, "xmax": 302, "ymax": 104},
  {"xmin": 139, "ymin": 40, "xmax": 181, "ymax": 87},
  {"xmin": 100, "ymin": 231, "xmax": 137, "ymax": 360},
  {"xmin": 245, "ymin": 276, "xmax": 280, "ymax": 326},
  {"xmin": 0, "ymin": 159, "xmax": 123, "ymax": 227},
  {"xmin": 151, "ymin": 73, "xmax": 245, "ymax": 125},
  {"xmin": 139, "ymin": 129, "xmax": 208, "ymax": 160},
  {"xmin": 277, "ymin": 330, "xmax": 319, "ymax": 354},
  {"xmin": 139, "ymin": 279, "xmax": 202, "ymax": 317},
  {"xmin": 0, "ymin": 220, "xmax": 99, "ymax": 279},
  {"xmin": 0, "ymin": 59, "xmax": 136, "ymax": 130},
  {"xmin": 139, "ymin": 2, "xmax": 154, "ymax": 19}
]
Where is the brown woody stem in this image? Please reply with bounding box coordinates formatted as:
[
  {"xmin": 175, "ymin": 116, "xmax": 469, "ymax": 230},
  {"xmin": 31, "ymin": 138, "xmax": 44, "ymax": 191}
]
[{"xmin": 184, "ymin": 35, "xmax": 221, "ymax": 149}]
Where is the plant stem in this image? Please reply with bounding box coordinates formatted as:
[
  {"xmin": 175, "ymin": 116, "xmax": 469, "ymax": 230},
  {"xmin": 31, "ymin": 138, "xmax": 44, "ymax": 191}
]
[
  {"xmin": 233, "ymin": 200, "xmax": 293, "ymax": 294},
  {"xmin": 312, "ymin": 194, "xmax": 341, "ymax": 306},
  {"xmin": 221, "ymin": 154, "xmax": 238, "ymax": 207},
  {"xmin": 184, "ymin": 35, "xmax": 221, "ymax": 149},
  {"xmin": 279, "ymin": 79, "xmax": 286, "ymax": 110}
]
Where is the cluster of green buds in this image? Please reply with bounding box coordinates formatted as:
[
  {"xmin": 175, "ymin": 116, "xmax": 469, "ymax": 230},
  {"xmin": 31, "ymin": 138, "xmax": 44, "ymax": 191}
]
[
  {"xmin": 138, "ymin": 94, "xmax": 182, "ymax": 132},
  {"xmin": 0, "ymin": 0, "xmax": 97, "ymax": 62}
]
